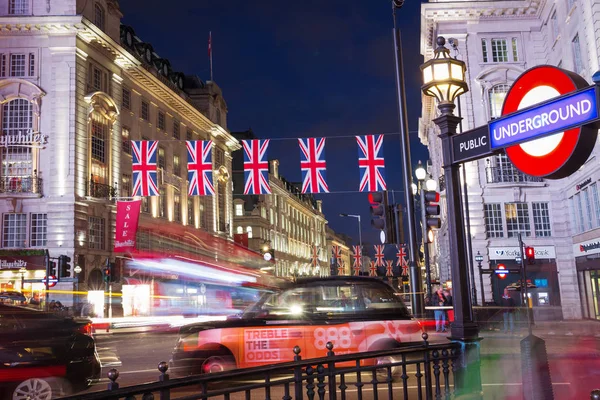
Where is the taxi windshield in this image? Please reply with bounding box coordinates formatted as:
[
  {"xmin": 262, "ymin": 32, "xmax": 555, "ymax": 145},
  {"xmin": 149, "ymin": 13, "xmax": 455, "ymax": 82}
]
[{"xmin": 242, "ymin": 280, "xmax": 412, "ymax": 320}]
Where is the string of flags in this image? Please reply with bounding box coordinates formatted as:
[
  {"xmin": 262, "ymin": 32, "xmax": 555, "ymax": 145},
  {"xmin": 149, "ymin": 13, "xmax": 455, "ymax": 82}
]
[
  {"xmin": 130, "ymin": 136, "xmax": 388, "ymax": 197},
  {"xmin": 331, "ymin": 244, "xmax": 409, "ymax": 277}
]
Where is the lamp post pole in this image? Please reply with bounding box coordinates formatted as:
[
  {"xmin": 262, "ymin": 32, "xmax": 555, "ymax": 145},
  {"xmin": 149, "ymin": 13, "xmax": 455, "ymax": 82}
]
[
  {"xmin": 476, "ymin": 251, "xmax": 485, "ymax": 305},
  {"xmin": 339, "ymin": 214, "xmax": 362, "ymax": 252},
  {"xmin": 391, "ymin": 1, "xmax": 424, "ymax": 317},
  {"xmin": 421, "ymin": 36, "xmax": 481, "ymax": 398}
]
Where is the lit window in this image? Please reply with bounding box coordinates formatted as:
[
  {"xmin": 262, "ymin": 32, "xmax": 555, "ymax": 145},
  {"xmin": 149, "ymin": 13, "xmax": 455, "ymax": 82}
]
[
  {"xmin": 237, "ymin": 226, "xmax": 243, "ymax": 234},
  {"xmin": 505, "ymin": 203, "xmax": 531, "ymax": 238},
  {"xmin": 91, "ymin": 119, "xmax": 107, "ymax": 163},
  {"xmin": 30, "ymin": 213, "xmax": 47, "ymax": 247},
  {"xmin": 88, "ymin": 216, "xmax": 105, "ymax": 250},
  {"xmin": 159, "ymin": 187, "xmax": 166, "ymax": 218},
  {"xmin": 158, "ymin": 147, "xmax": 165, "ymax": 169},
  {"xmin": 121, "ymin": 174, "xmax": 131, "ymax": 198},
  {"xmin": 235, "ymin": 203, "xmax": 243, "ymax": 216},
  {"xmin": 121, "ymin": 127, "xmax": 131, "ymax": 154},
  {"xmin": 3, "ymin": 213, "xmax": 27, "ymax": 248},
  {"xmin": 94, "ymin": 3, "xmax": 105, "ymax": 31},
  {"xmin": 9, "ymin": 0, "xmax": 29, "ymax": 15},
  {"xmin": 174, "ymin": 193, "xmax": 181, "ymax": 222},
  {"xmin": 246, "ymin": 226, "xmax": 253, "ymax": 238},
  {"xmin": 173, "ymin": 154, "xmax": 181, "ymax": 176}
]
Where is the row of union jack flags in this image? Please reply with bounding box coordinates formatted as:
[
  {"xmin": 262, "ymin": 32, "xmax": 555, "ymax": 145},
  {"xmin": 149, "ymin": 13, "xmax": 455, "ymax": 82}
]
[
  {"xmin": 130, "ymin": 135, "xmax": 387, "ymax": 197},
  {"xmin": 331, "ymin": 245, "xmax": 409, "ymax": 277}
]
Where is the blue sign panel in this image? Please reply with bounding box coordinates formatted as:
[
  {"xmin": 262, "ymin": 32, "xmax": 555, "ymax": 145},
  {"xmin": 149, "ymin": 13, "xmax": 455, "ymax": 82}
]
[{"xmin": 489, "ymin": 86, "xmax": 598, "ymax": 149}]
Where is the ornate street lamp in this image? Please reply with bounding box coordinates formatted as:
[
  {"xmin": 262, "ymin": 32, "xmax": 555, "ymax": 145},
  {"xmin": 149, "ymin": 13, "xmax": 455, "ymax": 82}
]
[
  {"xmin": 420, "ymin": 37, "xmax": 469, "ymax": 115},
  {"xmin": 426, "ymin": 175, "xmax": 437, "ymax": 191},
  {"xmin": 475, "ymin": 251, "xmax": 485, "ymax": 304},
  {"xmin": 421, "ymin": 36, "xmax": 481, "ymax": 397},
  {"xmin": 415, "ymin": 160, "xmax": 427, "ymax": 181}
]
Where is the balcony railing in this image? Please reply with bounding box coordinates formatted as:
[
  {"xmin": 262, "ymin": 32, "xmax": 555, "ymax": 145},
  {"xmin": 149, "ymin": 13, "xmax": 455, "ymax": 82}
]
[
  {"xmin": 88, "ymin": 176, "xmax": 117, "ymax": 200},
  {"xmin": 486, "ymin": 166, "xmax": 543, "ymax": 184},
  {"xmin": 0, "ymin": 175, "xmax": 43, "ymax": 195}
]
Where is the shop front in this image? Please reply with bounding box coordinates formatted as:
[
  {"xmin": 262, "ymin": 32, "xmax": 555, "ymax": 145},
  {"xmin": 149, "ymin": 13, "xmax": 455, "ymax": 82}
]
[
  {"xmin": 488, "ymin": 245, "xmax": 562, "ymax": 321},
  {"xmin": 574, "ymin": 238, "xmax": 600, "ymax": 320},
  {"xmin": 0, "ymin": 249, "xmax": 48, "ymax": 305}
]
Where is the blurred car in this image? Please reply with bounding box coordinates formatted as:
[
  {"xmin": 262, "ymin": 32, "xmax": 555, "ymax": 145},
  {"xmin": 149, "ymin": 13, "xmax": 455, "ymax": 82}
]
[
  {"xmin": 0, "ymin": 304, "xmax": 101, "ymax": 400},
  {"xmin": 0, "ymin": 291, "xmax": 27, "ymax": 304},
  {"xmin": 170, "ymin": 276, "xmax": 423, "ymax": 377}
]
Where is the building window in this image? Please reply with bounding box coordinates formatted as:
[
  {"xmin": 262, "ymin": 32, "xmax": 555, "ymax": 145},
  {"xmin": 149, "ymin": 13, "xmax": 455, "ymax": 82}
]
[
  {"xmin": 532, "ymin": 202, "xmax": 551, "ymax": 237},
  {"xmin": 121, "ymin": 174, "xmax": 131, "ymax": 198},
  {"xmin": 488, "ymin": 84, "xmax": 510, "ymax": 119},
  {"xmin": 3, "ymin": 213, "xmax": 26, "ymax": 248},
  {"xmin": 484, "ymin": 203, "xmax": 504, "ymax": 238},
  {"xmin": 173, "ymin": 119, "xmax": 180, "ymax": 139},
  {"xmin": 173, "ymin": 154, "xmax": 180, "ymax": 176},
  {"xmin": 122, "ymin": 87, "xmax": 131, "ymax": 110},
  {"xmin": 2, "ymin": 99, "xmax": 33, "ymax": 179},
  {"xmin": 93, "ymin": 67, "xmax": 102, "ymax": 91},
  {"xmin": 187, "ymin": 197, "xmax": 194, "ymax": 225},
  {"xmin": 486, "ymin": 154, "xmax": 542, "ymax": 183},
  {"xmin": 574, "ymin": 192, "xmax": 585, "ymax": 233},
  {"xmin": 141, "ymin": 100, "xmax": 149, "ymax": 121},
  {"xmin": 28, "ymin": 53, "xmax": 35, "ymax": 76},
  {"xmin": 572, "ymin": 34, "xmax": 583, "ymax": 74},
  {"xmin": 157, "ymin": 111, "xmax": 165, "ymax": 131},
  {"xmin": 237, "ymin": 226, "xmax": 243, "ymax": 234},
  {"xmin": 491, "ymin": 39, "xmax": 509, "ymax": 63},
  {"xmin": 9, "ymin": 54, "xmax": 25, "ymax": 77},
  {"xmin": 157, "ymin": 146, "xmax": 166, "ymax": 170},
  {"xmin": 121, "ymin": 127, "xmax": 131, "ymax": 154},
  {"xmin": 94, "ymin": 3, "xmax": 105, "ymax": 31},
  {"xmin": 505, "ymin": 203, "xmax": 531, "ymax": 237},
  {"xmin": 159, "ymin": 187, "xmax": 166, "ymax": 218},
  {"xmin": 88, "ymin": 216, "xmax": 105, "ymax": 250},
  {"xmin": 174, "ymin": 193, "xmax": 181, "ymax": 222},
  {"xmin": 9, "ymin": 0, "xmax": 28, "ymax": 14},
  {"xmin": 235, "ymin": 203, "xmax": 243, "ymax": 216},
  {"xmin": 186, "ymin": 129, "xmax": 193, "ymax": 141},
  {"xmin": 91, "ymin": 118, "xmax": 107, "ymax": 164},
  {"xmin": 30, "ymin": 213, "xmax": 47, "ymax": 247},
  {"xmin": 591, "ymin": 183, "xmax": 600, "ymax": 228},
  {"xmin": 142, "ymin": 197, "xmax": 150, "ymax": 213},
  {"xmin": 582, "ymin": 188, "xmax": 594, "ymax": 231},
  {"xmin": 551, "ymin": 11, "xmax": 559, "ymax": 42},
  {"xmin": 246, "ymin": 226, "xmax": 253, "ymax": 239},
  {"xmin": 0, "ymin": 54, "xmax": 6, "ymax": 77},
  {"xmin": 511, "ymin": 38, "xmax": 519, "ymax": 62}
]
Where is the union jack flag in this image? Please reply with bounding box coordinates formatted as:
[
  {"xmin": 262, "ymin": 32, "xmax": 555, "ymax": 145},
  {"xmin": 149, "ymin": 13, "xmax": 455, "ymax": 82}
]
[
  {"xmin": 332, "ymin": 245, "xmax": 342, "ymax": 266},
  {"xmin": 299, "ymin": 137, "xmax": 329, "ymax": 194},
  {"xmin": 352, "ymin": 245, "xmax": 362, "ymax": 268},
  {"xmin": 131, "ymin": 140, "xmax": 159, "ymax": 197},
  {"xmin": 401, "ymin": 262, "xmax": 409, "ymax": 277},
  {"xmin": 243, "ymin": 139, "xmax": 271, "ymax": 194},
  {"xmin": 369, "ymin": 261, "xmax": 377, "ymax": 276},
  {"xmin": 354, "ymin": 262, "xmax": 361, "ymax": 276},
  {"xmin": 385, "ymin": 260, "xmax": 394, "ymax": 277},
  {"xmin": 186, "ymin": 140, "xmax": 215, "ymax": 196},
  {"xmin": 396, "ymin": 246, "xmax": 408, "ymax": 267},
  {"xmin": 312, "ymin": 245, "xmax": 319, "ymax": 268},
  {"xmin": 356, "ymin": 135, "xmax": 387, "ymax": 192},
  {"xmin": 337, "ymin": 259, "xmax": 345, "ymax": 276},
  {"xmin": 374, "ymin": 245, "xmax": 385, "ymax": 267}
]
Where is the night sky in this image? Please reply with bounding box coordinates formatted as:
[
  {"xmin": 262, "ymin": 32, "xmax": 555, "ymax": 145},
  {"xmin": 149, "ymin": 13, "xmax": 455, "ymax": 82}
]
[{"xmin": 120, "ymin": 0, "xmax": 429, "ymax": 252}]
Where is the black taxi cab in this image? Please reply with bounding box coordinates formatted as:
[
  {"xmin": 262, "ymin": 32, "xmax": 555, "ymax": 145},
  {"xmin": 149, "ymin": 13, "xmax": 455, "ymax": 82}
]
[{"xmin": 170, "ymin": 276, "xmax": 423, "ymax": 376}]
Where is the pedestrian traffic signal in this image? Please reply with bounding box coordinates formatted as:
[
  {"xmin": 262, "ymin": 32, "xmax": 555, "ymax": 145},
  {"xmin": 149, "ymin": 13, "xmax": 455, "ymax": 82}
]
[
  {"xmin": 368, "ymin": 191, "xmax": 397, "ymax": 244},
  {"xmin": 58, "ymin": 255, "xmax": 71, "ymax": 279},
  {"xmin": 525, "ymin": 246, "xmax": 535, "ymax": 265}
]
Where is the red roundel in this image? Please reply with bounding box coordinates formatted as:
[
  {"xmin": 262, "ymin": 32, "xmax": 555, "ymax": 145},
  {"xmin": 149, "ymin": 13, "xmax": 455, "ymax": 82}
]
[
  {"xmin": 502, "ymin": 66, "xmax": 597, "ymax": 179},
  {"xmin": 496, "ymin": 264, "xmax": 507, "ymax": 280}
]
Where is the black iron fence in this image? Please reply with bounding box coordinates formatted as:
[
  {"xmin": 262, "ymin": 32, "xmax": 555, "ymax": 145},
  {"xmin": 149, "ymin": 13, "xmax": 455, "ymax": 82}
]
[
  {"xmin": 62, "ymin": 334, "xmax": 459, "ymax": 400},
  {"xmin": 88, "ymin": 176, "xmax": 117, "ymax": 200},
  {"xmin": 0, "ymin": 175, "xmax": 43, "ymax": 195}
]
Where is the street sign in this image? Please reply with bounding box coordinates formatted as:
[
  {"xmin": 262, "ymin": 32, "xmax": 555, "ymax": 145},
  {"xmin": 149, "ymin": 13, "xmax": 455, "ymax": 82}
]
[
  {"xmin": 497, "ymin": 66, "xmax": 600, "ymax": 179},
  {"xmin": 495, "ymin": 264, "xmax": 507, "ymax": 279},
  {"xmin": 42, "ymin": 275, "xmax": 58, "ymax": 287},
  {"xmin": 452, "ymin": 125, "xmax": 494, "ymax": 164},
  {"xmin": 489, "ymin": 86, "xmax": 598, "ymax": 150}
]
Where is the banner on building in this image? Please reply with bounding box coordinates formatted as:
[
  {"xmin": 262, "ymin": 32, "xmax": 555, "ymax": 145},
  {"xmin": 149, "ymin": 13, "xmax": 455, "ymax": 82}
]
[{"xmin": 114, "ymin": 200, "xmax": 142, "ymax": 253}]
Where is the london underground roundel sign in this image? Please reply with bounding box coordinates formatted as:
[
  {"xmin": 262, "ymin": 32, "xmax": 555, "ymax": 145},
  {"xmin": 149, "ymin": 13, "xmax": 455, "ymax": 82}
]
[{"xmin": 502, "ymin": 66, "xmax": 598, "ymax": 179}]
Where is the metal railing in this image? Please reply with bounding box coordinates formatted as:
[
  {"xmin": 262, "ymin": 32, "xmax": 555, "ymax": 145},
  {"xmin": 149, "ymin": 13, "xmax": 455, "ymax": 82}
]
[
  {"xmin": 62, "ymin": 334, "xmax": 459, "ymax": 400},
  {"xmin": 486, "ymin": 166, "xmax": 543, "ymax": 184},
  {"xmin": 0, "ymin": 175, "xmax": 43, "ymax": 195},
  {"xmin": 88, "ymin": 175, "xmax": 117, "ymax": 200}
]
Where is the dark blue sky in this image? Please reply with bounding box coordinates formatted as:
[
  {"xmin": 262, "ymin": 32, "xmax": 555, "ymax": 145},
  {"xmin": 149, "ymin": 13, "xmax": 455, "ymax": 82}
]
[{"xmin": 121, "ymin": 0, "xmax": 429, "ymax": 251}]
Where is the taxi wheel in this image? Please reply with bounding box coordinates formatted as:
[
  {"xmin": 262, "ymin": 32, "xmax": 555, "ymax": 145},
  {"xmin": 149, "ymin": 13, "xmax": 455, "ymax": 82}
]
[
  {"xmin": 11, "ymin": 377, "xmax": 71, "ymax": 400},
  {"xmin": 201, "ymin": 355, "xmax": 235, "ymax": 374},
  {"xmin": 375, "ymin": 356, "xmax": 401, "ymax": 381}
]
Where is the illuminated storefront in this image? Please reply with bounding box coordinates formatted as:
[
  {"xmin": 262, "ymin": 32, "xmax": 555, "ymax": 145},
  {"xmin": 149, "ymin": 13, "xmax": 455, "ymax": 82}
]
[
  {"xmin": 574, "ymin": 238, "xmax": 600, "ymax": 320},
  {"xmin": 0, "ymin": 250, "xmax": 48, "ymax": 303}
]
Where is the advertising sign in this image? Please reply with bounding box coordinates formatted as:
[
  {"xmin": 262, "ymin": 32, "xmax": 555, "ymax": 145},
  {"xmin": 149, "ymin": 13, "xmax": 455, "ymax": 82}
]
[
  {"xmin": 573, "ymin": 238, "xmax": 600, "ymax": 257},
  {"xmin": 489, "ymin": 246, "xmax": 556, "ymax": 260},
  {"xmin": 0, "ymin": 250, "xmax": 46, "ymax": 270},
  {"xmin": 114, "ymin": 200, "xmax": 142, "ymax": 253}
]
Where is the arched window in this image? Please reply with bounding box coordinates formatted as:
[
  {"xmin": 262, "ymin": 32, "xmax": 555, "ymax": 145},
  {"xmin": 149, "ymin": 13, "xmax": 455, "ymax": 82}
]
[
  {"xmin": 94, "ymin": 3, "xmax": 105, "ymax": 31},
  {"xmin": 236, "ymin": 226, "xmax": 243, "ymax": 234},
  {"xmin": 2, "ymin": 98, "xmax": 33, "ymax": 179},
  {"xmin": 90, "ymin": 114, "xmax": 108, "ymax": 184},
  {"xmin": 246, "ymin": 226, "xmax": 253, "ymax": 238},
  {"xmin": 488, "ymin": 84, "xmax": 511, "ymax": 119}
]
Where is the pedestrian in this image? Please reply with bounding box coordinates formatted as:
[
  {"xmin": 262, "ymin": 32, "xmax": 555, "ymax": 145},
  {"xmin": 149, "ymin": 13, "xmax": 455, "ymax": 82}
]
[
  {"xmin": 434, "ymin": 287, "xmax": 450, "ymax": 332},
  {"xmin": 501, "ymin": 287, "xmax": 516, "ymax": 333}
]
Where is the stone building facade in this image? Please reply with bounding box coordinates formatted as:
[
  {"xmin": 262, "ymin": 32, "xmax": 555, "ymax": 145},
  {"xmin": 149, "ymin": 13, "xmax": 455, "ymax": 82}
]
[{"xmin": 420, "ymin": 0, "xmax": 600, "ymax": 320}]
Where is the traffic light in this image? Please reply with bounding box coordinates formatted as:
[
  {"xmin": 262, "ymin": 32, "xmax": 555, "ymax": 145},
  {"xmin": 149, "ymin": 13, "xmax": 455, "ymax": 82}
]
[
  {"xmin": 422, "ymin": 191, "xmax": 441, "ymax": 243},
  {"xmin": 369, "ymin": 191, "xmax": 396, "ymax": 244},
  {"xmin": 49, "ymin": 260, "xmax": 57, "ymax": 279},
  {"xmin": 58, "ymin": 255, "xmax": 71, "ymax": 279},
  {"xmin": 103, "ymin": 261, "xmax": 112, "ymax": 283},
  {"xmin": 525, "ymin": 246, "xmax": 535, "ymax": 265}
]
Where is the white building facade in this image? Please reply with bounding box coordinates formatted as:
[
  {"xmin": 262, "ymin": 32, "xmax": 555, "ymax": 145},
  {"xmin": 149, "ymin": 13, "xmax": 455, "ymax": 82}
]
[{"xmin": 420, "ymin": 0, "xmax": 600, "ymax": 320}]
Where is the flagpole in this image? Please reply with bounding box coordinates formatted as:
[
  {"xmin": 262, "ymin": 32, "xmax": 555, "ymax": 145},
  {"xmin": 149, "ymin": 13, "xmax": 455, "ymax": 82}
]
[{"xmin": 209, "ymin": 31, "xmax": 213, "ymax": 81}]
